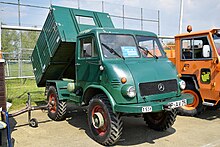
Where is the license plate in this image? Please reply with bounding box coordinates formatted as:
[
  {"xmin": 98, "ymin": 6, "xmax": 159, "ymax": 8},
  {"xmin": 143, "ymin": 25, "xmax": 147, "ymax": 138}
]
[
  {"xmin": 142, "ymin": 106, "xmax": 152, "ymax": 113},
  {"xmin": 168, "ymin": 99, "xmax": 187, "ymax": 109}
]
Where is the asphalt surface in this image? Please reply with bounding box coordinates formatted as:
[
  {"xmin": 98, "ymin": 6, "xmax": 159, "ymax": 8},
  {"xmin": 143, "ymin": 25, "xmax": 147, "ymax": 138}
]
[{"xmin": 8, "ymin": 106, "xmax": 220, "ymax": 147}]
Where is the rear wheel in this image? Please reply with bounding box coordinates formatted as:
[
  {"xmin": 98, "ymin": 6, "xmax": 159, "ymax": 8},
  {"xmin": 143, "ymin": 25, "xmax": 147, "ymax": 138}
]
[
  {"xmin": 178, "ymin": 86, "xmax": 203, "ymax": 116},
  {"xmin": 47, "ymin": 86, "xmax": 67, "ymax": 121},
  {"xmin": 143, "ymin": 109, "xmax": 177, "ymax": 131},
  {"xmin": 88, "ymin": 94, "xmax": 123, "ymax": 146}
]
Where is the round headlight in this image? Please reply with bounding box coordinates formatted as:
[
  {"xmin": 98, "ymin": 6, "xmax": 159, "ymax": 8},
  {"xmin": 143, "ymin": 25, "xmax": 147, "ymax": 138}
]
[
  {"xmin": 121, "ymin": 85, "xmax": 136, "ymax": 98},
  {"xmin": 127, "ymin": 86, "xmax": 136, "ymax": 98},
  {"xmin": 179, "ymin": 80, "xmax": 186, "ymax": 90}
]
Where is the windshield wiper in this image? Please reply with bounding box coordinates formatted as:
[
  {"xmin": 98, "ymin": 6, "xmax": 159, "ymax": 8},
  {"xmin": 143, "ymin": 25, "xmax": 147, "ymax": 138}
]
[
  {"xmin": 101, "ymin": 43, "xmax": 125, "ymax": 60},
  {"xmin": 138, "ymin": 45, "xmax": 158, "ymax": 59}
]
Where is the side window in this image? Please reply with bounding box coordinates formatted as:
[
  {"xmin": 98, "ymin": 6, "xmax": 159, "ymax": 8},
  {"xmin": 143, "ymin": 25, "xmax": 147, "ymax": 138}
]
[
  {"xmin": 181, "ymin": 36, "xmax": 211, "ymax": 60},
  {"xmin": 80, "ymin": 37, "xmax": 97, "ymax": 58},
  {"xmin": 182, "ymin": 39, "xmax": 192, "ymax": 59}
]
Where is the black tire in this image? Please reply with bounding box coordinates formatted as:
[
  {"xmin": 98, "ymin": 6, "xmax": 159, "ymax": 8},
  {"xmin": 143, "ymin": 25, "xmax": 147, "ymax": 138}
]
[
  {"xmin": 29, "ymin": 118, "xmax": 38, "ymax": 128},
  {"xmin": 177, "ymin": 85, "xmax": 203, "ymax": 116},
  {"xmin": 88, "ymin": 94, "xmax": 123, "ymax": 146},
  {"xmin": 47, "ymin": 86, "xmax": 67, "ymax": 121},
  {"xmin": 143, "ymin": 109, "xmax": 177, "ymax": 131}
]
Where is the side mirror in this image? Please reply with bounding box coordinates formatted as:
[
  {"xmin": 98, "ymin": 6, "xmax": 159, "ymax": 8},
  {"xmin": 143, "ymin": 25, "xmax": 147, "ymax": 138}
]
[
  {"xmin": 215, "ymin": 29, "xmax": 220, "ymax": 37},
  {"xmin": 202, "ymin": 45, "xmax": 211, "ymax": 58}
]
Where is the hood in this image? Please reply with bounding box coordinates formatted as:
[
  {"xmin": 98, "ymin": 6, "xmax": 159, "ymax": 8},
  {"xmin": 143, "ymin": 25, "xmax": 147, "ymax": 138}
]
[
  {"xmin": 125, "ymin": 58, "xmax": 179, "ymax": 102},
  {"xmin": 125, "ymin": 59, "xmax": 177, "ymax": 83},
  {"xmin": 102, "ymin": 58, "xmax": 179, "ymax": 104}
]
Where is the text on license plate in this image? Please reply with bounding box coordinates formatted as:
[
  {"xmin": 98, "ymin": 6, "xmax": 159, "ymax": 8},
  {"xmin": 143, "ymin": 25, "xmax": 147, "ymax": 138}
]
[
  {"xmin": 168, "ymin": 99, "xmax": 187, "ymax": 109},
  {"xmin": 142, "ymin": 106, "xmax": 152, "ymax": 113}
]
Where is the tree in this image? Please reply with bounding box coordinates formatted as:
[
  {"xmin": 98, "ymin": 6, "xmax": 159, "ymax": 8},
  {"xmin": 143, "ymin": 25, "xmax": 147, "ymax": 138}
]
[
  {"xmin": 1, "ymin": 29, "xmax": 20, "ymax": 52},
  {"xmin": 1, "ymin": 29, "xmax": 39, "ymax": 60},
  {"xmin": 21, "ymin": 31, "xmax": 39, "ymax": 49}
]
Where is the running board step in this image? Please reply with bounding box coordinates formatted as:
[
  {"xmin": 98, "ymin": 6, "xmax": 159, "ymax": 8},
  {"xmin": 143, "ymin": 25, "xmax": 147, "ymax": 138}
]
[{"xmin": 203, "ymin": 102, "xmax": 215, "ymax": 106}]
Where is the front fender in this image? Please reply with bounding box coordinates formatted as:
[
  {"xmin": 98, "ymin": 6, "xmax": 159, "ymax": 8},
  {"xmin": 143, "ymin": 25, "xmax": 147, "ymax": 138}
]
[{"xmin": 84, "ymin": 85, "xmax": 116, "ymax": 112}]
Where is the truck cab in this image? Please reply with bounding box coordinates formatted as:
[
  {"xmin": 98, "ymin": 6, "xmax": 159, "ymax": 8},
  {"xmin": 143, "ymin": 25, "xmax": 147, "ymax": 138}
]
[
  {"xmin": 31, "ymin": 5, "xmax": 193, "ymax": 145},
  {"xmin": 74, "ymin": 28, "xmax": 191, "ymax": 111},
  {"xmin": 166, "ymin": 27, "xmax": 220, "ymax": 116}
]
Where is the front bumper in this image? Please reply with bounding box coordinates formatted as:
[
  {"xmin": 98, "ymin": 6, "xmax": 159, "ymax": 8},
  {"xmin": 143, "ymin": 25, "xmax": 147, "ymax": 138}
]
[{"xmin": 114, "ymin": 93, "xmax": 193, "ymax": 113}]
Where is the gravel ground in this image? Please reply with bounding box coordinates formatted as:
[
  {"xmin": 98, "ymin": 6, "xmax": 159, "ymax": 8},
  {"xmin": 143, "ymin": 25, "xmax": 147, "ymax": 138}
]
[{"xmin": 8, "ymin": 106, "xmax": 220, "ymax": 147}]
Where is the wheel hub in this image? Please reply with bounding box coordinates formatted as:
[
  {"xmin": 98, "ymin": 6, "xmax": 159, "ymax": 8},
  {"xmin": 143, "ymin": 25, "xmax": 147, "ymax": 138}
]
[
  {"xmin": 92, "ymin": 112, "xmax": 105, "ymax": 129},
  {"xmin": 49, "ymin": 95, "xmax": 56, "ymax": 113},
  {"xmin": 50, "ymin": 99, "xmax": 55, "ymax": 106}
]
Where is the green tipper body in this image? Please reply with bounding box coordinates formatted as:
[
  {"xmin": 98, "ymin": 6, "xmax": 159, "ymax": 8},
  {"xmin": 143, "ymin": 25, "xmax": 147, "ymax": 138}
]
[
  {"xmin": 32, "ymin": 5, "xmax": 193, "ymax": 114},
  {"xmin": 32, "ymin": 5, "xmax": 114, "ymax": 87}
]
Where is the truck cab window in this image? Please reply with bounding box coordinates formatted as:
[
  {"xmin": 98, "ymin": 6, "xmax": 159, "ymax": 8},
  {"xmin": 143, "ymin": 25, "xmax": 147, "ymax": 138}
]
[
  {"xmin": 213, "ymin": 34, "xmax": 220, "ymax": 56},
  {"xmin": 136, "ymin": 36, "xmax": 164, "ymax": 58},
  {"xmin": 181, "ymin": 36, "xmax": 211, "ymax": 60},
  {"xmin": 80, "ymin": 37, "xmax": 97, "ymax": 58},
  {"xmin": 100, "ymin": 34, "xmax": 139, "ymax": 58}
]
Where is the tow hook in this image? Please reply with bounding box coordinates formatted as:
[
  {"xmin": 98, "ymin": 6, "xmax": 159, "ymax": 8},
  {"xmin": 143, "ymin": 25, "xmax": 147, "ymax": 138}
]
[{"xmin": 163, "ymin": 104, "xmax": 173, "ymax": 111}]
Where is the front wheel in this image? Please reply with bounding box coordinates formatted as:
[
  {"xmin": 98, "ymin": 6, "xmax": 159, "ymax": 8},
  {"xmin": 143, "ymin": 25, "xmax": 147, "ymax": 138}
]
[
  {"xmin": 177, "ymin": 87, "xmax": 203, "ymax": 116},
  {"xmin": 88, "ymin": 94, "xmax": 123, "ymax": 146},
  {"xmin": 143, "ymin": 109, "xmax": 177, "ymax": 131},
  {"xmin": 47, "ymin": 86, "xmax": 67, "ymax": 121}
]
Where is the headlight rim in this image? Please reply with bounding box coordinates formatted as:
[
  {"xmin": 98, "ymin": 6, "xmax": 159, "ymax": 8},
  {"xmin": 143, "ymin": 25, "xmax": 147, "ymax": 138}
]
[
  {"xmin": 126, "ymin": 86, "xmax": 136, "ymax": 98},
  {"xmin": 121, "ymin": 85, "xmax": 136, "ymax": 98},
  {"xmin": 179, "ymin": 80, "xmax": 186, "ymax": 90}
]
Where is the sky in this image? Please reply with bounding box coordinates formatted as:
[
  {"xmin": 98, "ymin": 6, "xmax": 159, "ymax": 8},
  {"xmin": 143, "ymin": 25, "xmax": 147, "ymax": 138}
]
[{"xmin": 0, "ymin": 0, "xmax": 220, "ymax": 36}]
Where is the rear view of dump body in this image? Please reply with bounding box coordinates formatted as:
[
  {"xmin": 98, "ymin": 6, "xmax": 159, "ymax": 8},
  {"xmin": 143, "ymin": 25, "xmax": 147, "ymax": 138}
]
[{"xmin": 32, "ymin": 5, "xmax": 114, "ymax": 86}]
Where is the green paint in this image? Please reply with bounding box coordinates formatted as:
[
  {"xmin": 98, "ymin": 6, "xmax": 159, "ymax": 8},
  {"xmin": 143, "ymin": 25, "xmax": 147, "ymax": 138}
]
[{"xmin": 32, "ymin": 5, "xmax": 193, "ymax": 114}]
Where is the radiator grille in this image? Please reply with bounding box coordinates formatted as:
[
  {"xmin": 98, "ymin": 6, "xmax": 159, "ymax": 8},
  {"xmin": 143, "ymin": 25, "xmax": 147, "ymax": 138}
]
[{"xmin": 139, "ymin": 79, "xmax": 178, "ymax": 96}]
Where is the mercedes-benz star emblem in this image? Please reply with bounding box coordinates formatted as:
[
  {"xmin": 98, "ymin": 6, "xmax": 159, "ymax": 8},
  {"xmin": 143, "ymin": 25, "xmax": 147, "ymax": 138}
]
[{"xmin": 158, "ymin": 83, "xmax": 165, "ymax": 91}]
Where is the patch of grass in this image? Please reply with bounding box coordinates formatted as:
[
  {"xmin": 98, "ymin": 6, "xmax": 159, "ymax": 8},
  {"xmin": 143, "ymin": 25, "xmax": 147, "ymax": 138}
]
[{"xmin": 6, "ymin": 78, "xmax": 45, "ymax": 111}]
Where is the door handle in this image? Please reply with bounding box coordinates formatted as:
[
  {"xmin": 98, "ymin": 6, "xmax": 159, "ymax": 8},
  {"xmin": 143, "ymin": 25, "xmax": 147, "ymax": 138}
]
[
  {"xmin": 183, "ymin": 64, "xmax": 190, "ymax": 71},
  {"xmin": 75, "ymin": 63, "xmax": 80, "ymax": 66},
  {"xmin": 184, "ymin": 64, "xmax": 189, "ymax": 67}
]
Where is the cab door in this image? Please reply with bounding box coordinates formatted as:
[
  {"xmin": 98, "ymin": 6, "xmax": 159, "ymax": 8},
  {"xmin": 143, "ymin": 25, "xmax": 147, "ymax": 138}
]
[
  {"xmin": 180, "ymin": 35, "xmax": 216, "ymax": 100},
  {"xmin": 76, "ymin": 35, "xmax": 101, "ymax": 88}
]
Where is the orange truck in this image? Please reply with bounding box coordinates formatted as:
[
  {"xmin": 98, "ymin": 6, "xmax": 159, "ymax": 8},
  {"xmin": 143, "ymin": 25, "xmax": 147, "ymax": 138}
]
[{"xmin": 165, "ymin": 26, "xmax": 220, "ymax": 116}]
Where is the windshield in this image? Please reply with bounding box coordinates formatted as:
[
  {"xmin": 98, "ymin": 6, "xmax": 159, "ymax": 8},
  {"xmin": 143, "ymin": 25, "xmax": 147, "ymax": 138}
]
[
  {"xmin": 136, "ymin": 35, "xmax": 165, "ymax": 58},
  {"xmin": 213, "ymin": 34, "xmax": 220, "ymax": 56},
  {"xmin": 100, "ymin": 34, "xmax": 140, "ymax": 59}
]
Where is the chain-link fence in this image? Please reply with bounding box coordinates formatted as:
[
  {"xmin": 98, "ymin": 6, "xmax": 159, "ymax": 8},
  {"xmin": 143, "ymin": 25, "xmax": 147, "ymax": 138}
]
[{"xmin": 0, "ymin": 0, "xmax": 160, "ymax": 78}]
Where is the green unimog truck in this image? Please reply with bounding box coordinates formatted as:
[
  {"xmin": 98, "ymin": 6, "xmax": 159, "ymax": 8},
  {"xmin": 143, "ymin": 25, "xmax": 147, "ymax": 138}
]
[{"xmin": 31, "ymin": 5, "xmax": 193, "ymax": 145}]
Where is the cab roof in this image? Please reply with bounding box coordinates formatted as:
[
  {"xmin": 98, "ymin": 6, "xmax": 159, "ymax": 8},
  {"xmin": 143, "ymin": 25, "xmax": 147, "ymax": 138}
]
[
  {"xmin": 175, "ymin": 28, "xmax": 220, "ymax": 38},
  {"xmin": 78, "ymin": 28, "xmax": 158, "ymax": 37}
]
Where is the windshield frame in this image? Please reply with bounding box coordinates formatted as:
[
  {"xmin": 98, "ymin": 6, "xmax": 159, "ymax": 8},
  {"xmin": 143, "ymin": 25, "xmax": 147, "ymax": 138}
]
[
  {"xmin": 99, "ymin": 33, "xmax": 141, "ymax": 59},
  {"xmin": 136, "ymin": 35, "xmax": 166, "ymax": 58}
]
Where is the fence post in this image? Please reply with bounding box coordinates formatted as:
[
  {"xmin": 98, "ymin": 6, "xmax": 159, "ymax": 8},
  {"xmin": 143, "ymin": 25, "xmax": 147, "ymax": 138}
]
[
  {"xmin": 122, "ymin": 5, "xmax": 124, "ymax": 29},
  {"xmin": 0, "ymin": 23, "xmax": 1, "ymax": 50},
  {"xmin": 158, "ymin": 10, "xmax": 160, "ymax": 36},
  {"xmin": 0, "ymin": 51, "xmax": 6, "ymax": 111},
  {"xmin": 141, "ymin": 8, "xmax": 143, "ymax": 30},
  {"xmin": 102, "ymin": 1, "xmax": 104, "ymax": 12}
]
